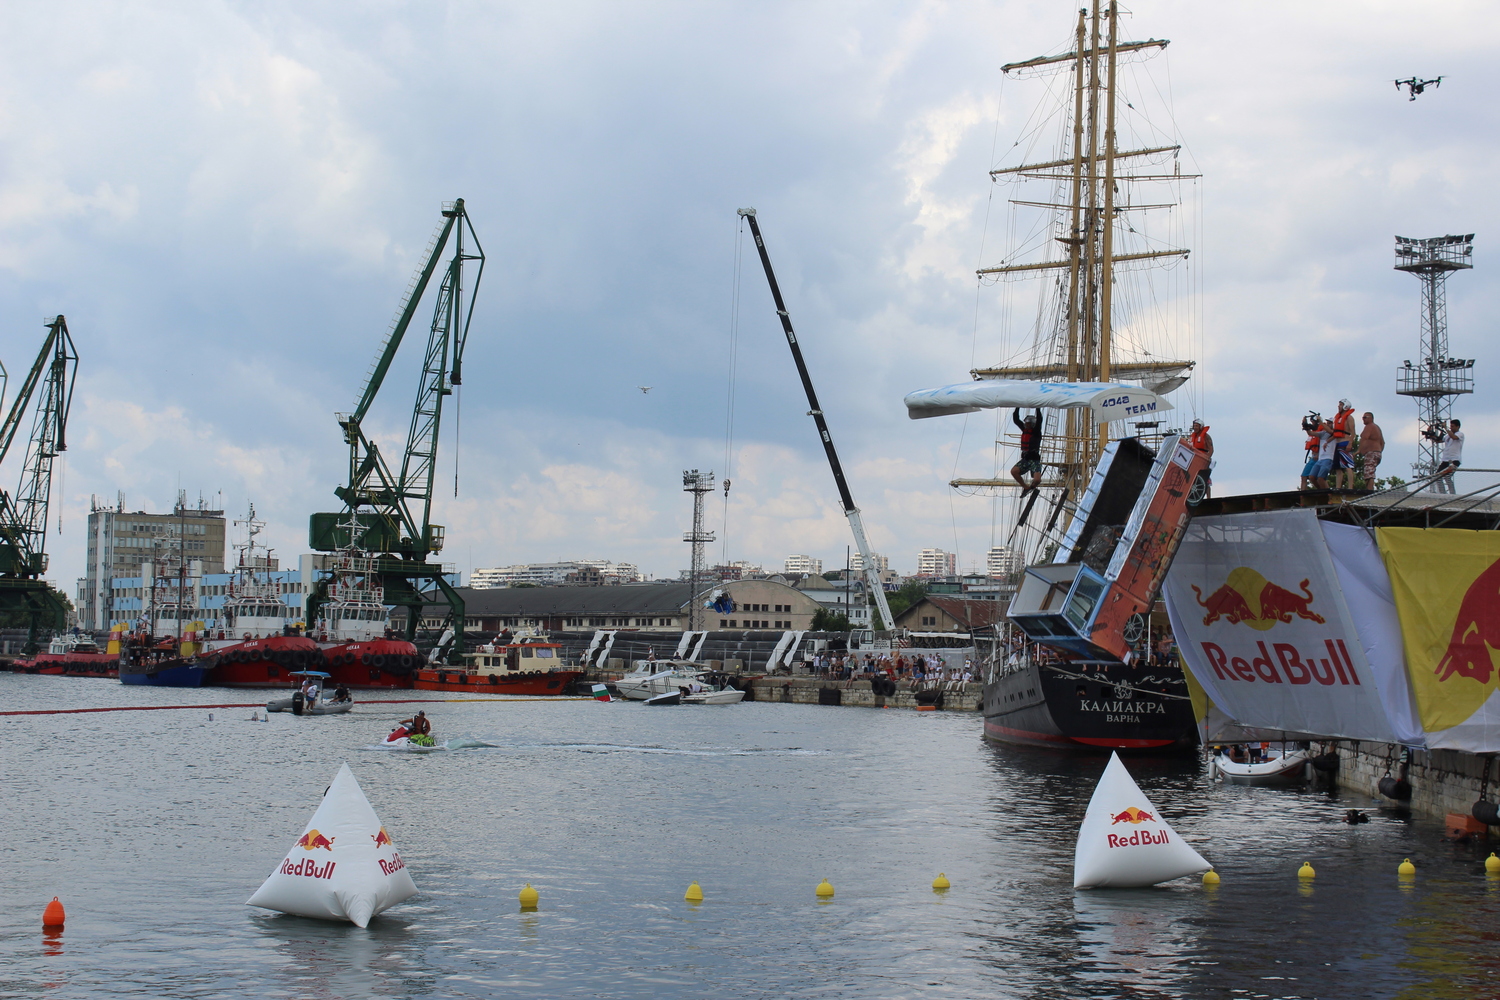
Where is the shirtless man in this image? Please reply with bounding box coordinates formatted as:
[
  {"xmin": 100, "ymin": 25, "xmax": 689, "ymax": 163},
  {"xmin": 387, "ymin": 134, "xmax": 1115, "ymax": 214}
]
[{"xmin": 1357, "ymin": 412, "xmax": 1384, "ymax": 487}]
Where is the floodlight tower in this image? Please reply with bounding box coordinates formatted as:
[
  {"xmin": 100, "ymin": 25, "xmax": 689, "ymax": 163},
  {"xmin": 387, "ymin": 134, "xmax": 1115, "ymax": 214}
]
[
  {"xmin": 682, "ymin": 470, "xmax": 716, "ymax": 630},
  {"xmin": 1394, "ymin": 234, "xmax": 1475, "ymax": 485}
]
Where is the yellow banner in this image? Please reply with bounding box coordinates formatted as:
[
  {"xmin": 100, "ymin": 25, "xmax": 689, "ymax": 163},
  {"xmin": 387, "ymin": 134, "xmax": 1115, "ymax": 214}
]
[{"xmin": 1377, "ymin": 527, "xmax": 1500, "ymax": 731}]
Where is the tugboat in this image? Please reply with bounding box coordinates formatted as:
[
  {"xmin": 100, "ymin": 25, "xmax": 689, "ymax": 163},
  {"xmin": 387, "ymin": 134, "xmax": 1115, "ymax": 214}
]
[
  {"xmin": 117, "ymin": 604, "xmax": 215, "ymax": 687},
  {"xmin": 314, "ymin": 533, "xmax": 420, "ymax": 690},
  {"xmin": 412, "ymin": 634, "xmax": 581, "ymax": 695},
  {"xmin": 200, "ymin": 505, "xmax": 321, "ymax": 688},
  {"xmin": 12, "ymin": 630, "xmax": 120, "ymax": 677}
]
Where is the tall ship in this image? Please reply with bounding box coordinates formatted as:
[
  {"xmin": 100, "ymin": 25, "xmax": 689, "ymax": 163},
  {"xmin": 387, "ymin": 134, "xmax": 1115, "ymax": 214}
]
[{"xmin": 909, "ymin": 2, "xmax": 1202, "ymax": 749}]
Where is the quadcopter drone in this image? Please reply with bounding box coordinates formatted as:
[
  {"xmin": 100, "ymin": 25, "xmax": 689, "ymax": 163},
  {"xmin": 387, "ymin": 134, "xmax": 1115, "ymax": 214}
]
[{"xmin": 1394, "ymin": 76, "xmax": 1442, "ymax": 101}]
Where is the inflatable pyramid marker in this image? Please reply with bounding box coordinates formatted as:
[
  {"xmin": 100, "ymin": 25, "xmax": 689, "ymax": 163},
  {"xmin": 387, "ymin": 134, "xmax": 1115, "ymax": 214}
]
[
  {"xmin": 248, "ymin": 762, "xmax": 417, "ymax": 926},
  {"xmin": 1074, "ymin": 752, "xmax": 1210, "ymax": 889}
]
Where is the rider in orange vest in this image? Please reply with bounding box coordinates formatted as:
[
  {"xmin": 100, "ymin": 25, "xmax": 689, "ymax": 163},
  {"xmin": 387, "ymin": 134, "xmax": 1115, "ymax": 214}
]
[{"xmin": 1189, "ymin": 419, "xmax": 1213, "ymax": 498}]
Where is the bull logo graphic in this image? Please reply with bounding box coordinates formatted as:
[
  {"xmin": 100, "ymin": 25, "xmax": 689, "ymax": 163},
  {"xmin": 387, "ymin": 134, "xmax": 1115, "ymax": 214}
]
[
  {"xmin": 1110, "ymin": 807, "xmax": 1155, "ymax": 825},
  {"xmin": 1436, "ymin": 557, "xmax": 1500, "ymax": 684},
  {"xmin": 1192, "ymin": 567, "xmax": 1327, "ymax": 631}
]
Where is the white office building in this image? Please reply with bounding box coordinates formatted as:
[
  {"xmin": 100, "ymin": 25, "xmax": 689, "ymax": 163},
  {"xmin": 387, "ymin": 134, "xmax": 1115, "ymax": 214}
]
[
  {"xmin": 916, "ymin": 548, "xmax": 957, "ymax": 578},
  {"xmin": 986, "ymin": 545, "xmax": 1024, "ymax": 579},
  {"xmin": 783, "ymin": 554, "xmax": 823, "ymax": 575}
]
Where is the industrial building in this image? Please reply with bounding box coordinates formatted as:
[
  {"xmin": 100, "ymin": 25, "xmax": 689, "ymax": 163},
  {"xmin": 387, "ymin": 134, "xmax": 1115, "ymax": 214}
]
[{"xmin": 79, "ymin": 497, "xmax": 227, "ymax": 630}]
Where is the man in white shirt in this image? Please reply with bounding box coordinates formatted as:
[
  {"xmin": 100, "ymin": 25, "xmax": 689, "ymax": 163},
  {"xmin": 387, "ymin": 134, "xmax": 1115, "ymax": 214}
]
[
  {"xmin": 1311, "ymin": 424, "xmax": 1337, "ymax": 489},
  {"xmin": 1435, "ymin": 418, "xmax": 1464, "ymax": 492}
]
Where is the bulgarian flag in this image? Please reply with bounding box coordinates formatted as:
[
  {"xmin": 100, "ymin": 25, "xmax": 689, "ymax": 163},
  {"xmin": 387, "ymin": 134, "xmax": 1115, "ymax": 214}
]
[{"xmin": 591, "ymin": 683, "xmax": 613, "ymax": 702}]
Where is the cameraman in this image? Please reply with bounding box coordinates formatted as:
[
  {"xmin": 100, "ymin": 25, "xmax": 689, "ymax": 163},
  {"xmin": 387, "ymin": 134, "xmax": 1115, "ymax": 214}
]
[
  {"xmin": 1299, "ymin": 413, "xmax": 1324, "ymax": 489},
  {"xmin": 1427, "ymin": 418, "xmax": 1464, "ymax": 493}
]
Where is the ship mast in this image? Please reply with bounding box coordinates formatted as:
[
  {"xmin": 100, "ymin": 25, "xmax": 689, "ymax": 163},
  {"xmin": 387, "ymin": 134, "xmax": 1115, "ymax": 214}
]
[{"xmin": 953, "ymin": 1, "xmax": 1195, "ymax": 516}]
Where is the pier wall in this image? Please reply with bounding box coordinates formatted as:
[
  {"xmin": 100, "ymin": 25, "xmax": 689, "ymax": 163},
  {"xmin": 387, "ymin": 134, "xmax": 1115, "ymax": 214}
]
[
  {"xmin": 742, "ymin": 676, "xmax": 982, "ymax": 712},
  {"xmin": 1335, "ymin": 743, "xmax": 1495, "ymax": 825}
]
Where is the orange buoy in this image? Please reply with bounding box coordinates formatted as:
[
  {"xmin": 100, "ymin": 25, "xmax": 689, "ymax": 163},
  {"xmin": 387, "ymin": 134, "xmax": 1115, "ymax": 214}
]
[{"xmin": 42, "ymin": 897, "xmax": 65, "ymax": 927}]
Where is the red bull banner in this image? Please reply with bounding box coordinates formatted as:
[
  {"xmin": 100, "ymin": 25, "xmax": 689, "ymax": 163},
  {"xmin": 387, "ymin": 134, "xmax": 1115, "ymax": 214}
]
[
  {"xmin": 1377, "ymin": 527, "xmax": 1500, "ymax": 750},
  {"xmin": 1164, "ymin": 509, "xmax": 1410, "ymax": 743}
]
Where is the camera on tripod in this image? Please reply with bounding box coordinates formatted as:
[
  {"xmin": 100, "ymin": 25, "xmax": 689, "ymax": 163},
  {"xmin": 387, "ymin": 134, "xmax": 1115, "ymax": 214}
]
[{"xmin": 1301, "ymin": 411, "xmax": 1322, "ymax": 433}]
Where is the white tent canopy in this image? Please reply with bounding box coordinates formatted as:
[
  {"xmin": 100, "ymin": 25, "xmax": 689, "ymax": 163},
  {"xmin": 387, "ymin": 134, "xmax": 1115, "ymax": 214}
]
[{"xmin": 904, "ymin": 379, "xmax": 1174, "ymax": 423}]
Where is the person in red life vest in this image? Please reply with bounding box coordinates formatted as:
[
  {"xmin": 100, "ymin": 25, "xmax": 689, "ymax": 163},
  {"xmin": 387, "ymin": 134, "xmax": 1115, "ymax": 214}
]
[
  {"xmin": 1189, "ymin": 419, "xmax": 1213, "ymax": 497},
  {"xmin": 400, "ymin": 710, "xmax": 431, "ymax": 737},
  {"xmin": 1329, "ymin": 399, "xmax": 1357, "ymax": 489},
  {"xmin": 1009, "ymin": 408, "xmax": 1044, "ymax": 494}
]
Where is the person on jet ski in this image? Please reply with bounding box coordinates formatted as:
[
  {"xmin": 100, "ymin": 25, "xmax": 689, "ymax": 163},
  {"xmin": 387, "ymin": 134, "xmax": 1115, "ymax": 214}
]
[{"xmin": 399, "ymin": 711, "xmax": 431, "ymax": 737}]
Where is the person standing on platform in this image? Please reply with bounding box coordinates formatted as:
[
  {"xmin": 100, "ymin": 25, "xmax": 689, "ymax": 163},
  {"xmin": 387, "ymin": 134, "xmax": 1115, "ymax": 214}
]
[
  {"xmin": 1358, "ymin": 412, "xmax": 1384, "ymax": 488},
  {"xmin": 1330, "ymin": 400, "xmax": 1358, "ymax": 489},
  {"xmin": 1431, "ymin": 418, "xmax": 1464, "ymax": 492}
]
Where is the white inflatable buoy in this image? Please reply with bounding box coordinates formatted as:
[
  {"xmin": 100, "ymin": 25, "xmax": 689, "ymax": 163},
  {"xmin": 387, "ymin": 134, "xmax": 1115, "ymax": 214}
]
[
  {"xmin": 1074, "ymin": 752, "xmax": 1210, "ymax": 889},
  {"xmin": 247, "ymin": 762, "xmax": 416, "ymax": 926}
]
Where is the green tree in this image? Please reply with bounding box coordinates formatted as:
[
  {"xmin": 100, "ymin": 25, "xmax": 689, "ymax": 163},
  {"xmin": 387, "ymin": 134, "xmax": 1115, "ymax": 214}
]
[
  {"xmin": 810, "ymin": 608, "xmax": 852, "ymax": 631},
  {"xmin": 886, "ymin": 580, "xmax": 928, "ymax": 620}
]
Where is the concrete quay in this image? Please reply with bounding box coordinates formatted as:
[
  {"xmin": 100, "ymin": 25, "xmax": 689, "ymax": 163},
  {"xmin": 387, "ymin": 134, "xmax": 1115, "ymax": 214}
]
[
  {"xmin": 1335, "ymin": 742, "xmax": 1497, "ymax": 830},
  {"xmin": 741, "ymin": 675, "xmax": 982, "ymax": 712}
]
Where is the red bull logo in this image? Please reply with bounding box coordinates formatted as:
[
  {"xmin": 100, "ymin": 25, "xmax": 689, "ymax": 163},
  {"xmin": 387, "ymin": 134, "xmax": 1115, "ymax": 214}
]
[
  {"xmin": 1107, "ymin": 829, "xmax": 1171, "ymax": 849},
  {"xmin": 378, "ymin": 853, "xmax": 407, "ymax": 876},
  {"xmin": 1435, "ymin": 556, "xmax": 1500, "ymax": 684},
  {"xmin": 1110, "ymin": 807, "xmax": 1155, "ymax": 825},
  {"xmin": 372, "ymin": 827, "xmax": 393, "ymax": 848},
  {"xmin": 1192, "ymin": 567, "xmax": 1326, "ymax": 630},
  {"xmin": 296, "ymin": 829, "xmax": 335, "ymax": 851},
  {"xmin": 1201, "ymin": 638, "xmax": 1361, "ymax": 687}
]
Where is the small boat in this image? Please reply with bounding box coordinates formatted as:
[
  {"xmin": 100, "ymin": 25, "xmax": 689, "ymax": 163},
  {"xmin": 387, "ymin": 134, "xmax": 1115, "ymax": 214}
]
[
  {"xmin": 266, "ymin": 671, "xmax": 353, "ymax": 715},
  {"xmin": 117, "ymin": 631, "xmax": 213, "ymax": 687},
  {"xmin": 680, "ymin": 681, "xmax": 746, "ymax": 705},
  {"xmin": 615, "ymin": 660, "xmax": 705, "ymax": 700},
  {"xmin": 644, "ymin": 691, "xmax": 681, "ymax": 706},
  {"xmin": 1212, "ymin": 745, "xmax": 1310, "ymax": 786}
]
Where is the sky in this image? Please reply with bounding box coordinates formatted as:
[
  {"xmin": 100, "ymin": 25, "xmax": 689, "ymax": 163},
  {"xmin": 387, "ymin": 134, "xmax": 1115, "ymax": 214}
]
[{"xmin": 0, "ymin": 0, "xmax": 1495, "ymax": 591}]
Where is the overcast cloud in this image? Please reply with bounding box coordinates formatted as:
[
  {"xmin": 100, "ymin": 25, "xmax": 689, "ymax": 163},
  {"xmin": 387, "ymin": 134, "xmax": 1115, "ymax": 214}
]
[{"xmin": 0, "ymin": 0, "xmax": 1494, "ymax": 589}]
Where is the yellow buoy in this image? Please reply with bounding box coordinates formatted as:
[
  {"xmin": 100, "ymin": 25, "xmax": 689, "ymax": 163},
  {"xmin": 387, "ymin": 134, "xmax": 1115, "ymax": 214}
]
[
  {"xmin": 1297, "ymin": 862, "xmax": 1316, "ymax": 879},
  {"xmin": 932, "ymin": 873, "xmax": 951, "ymax": 891},
  {"xmin": 815, "ymin": 878, "xmax": 835, "ymax": 898},
  {"xmin": 1202, "ymin": 869, "xmax": 1221, "ymax": 885},
  {"xmin": 684, "ymin": 881, "xmax": 703, "ymax": 902},
  {"xmin": 1487, "ymin": 853, "xmax": 1500, "ymax": 874},
  {"xmin": 1398, "ymin": 858, "xmax": 1416, "ymax": 876},
  {"xmin": 518, "ymin": 883, "xmax": 539, "ymax": 909}
]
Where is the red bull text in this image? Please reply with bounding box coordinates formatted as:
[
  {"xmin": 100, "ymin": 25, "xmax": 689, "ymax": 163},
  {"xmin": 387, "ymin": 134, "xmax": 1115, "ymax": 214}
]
[
  {"xmin": 1107, "ymin": 829, "xmax": 1169, "ymax": 848},
  {"xmin": 280, "ymin": 858, "xmax": 337, "ymax": 879},
  {"xmin": 1435, "ymin": 557, "xmax": 1500, "ymax": 684},
  {"xmin": 1201, "ymin": 638, "xmax": 1361, "ymax": 686},
  {"xmin": 378, "ymin": 853, "xmax": 407, "ymax": 876}
]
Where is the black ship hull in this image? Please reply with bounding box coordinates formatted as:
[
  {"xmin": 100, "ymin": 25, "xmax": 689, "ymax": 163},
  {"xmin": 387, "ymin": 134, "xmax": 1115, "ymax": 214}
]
[{"xmin": 982, "ymin": 659, "xmax": 1197, "ymax": 751}]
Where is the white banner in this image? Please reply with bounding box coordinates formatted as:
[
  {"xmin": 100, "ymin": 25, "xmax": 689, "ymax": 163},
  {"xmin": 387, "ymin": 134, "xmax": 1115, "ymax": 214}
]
[
  {"xmin": 903, "ymin": 379, "xmax": 1172, "ymax": 422},
  {"xmin": 1163, "ymin": 509, "xmax": 1403, "ymax": 743}
]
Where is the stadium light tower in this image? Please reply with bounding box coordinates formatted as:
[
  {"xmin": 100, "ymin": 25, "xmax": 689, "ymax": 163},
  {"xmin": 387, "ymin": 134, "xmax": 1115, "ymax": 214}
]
[
  {"xmin": 682, "ymin": 470, "xmax": 716, "ymax": 630},
  {"xmin": 1394, "ymin": 234, "xmax": 1475, "ymax": 486}
]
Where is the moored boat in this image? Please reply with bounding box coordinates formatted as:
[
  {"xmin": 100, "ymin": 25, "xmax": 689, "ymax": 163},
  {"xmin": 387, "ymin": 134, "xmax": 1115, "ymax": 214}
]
[
  {"xmin": 314, "ymin": 546, "xmax": 419, "ymax": 690},
  {"xmin": 613, "ymin": 660, "xmax": 707, "ymax": 701},
  {"xmin": 1212, "ymin": 745, "xmax": 1311, "ymax": 786},
  {"xmin": 412, "ymin": 638, "xmax": 581, "ymax": 694}
]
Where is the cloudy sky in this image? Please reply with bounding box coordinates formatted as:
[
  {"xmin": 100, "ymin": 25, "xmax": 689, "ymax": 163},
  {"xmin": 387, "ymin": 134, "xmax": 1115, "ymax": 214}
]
[{"xmin": 1, "ymin": 0, "xmax": 1494, "ymax": 589}]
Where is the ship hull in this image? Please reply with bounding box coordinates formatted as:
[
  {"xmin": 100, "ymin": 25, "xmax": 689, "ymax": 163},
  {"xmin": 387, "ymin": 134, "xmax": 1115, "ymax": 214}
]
[
  {"xmin": 982, "ymin": 660, "xmax": 1197, "ymax": 751},
  {"xmin": 204, "ymin": 636, "xmax": 323, "ymax": 688},
  {"xmin": 119, "ymin": 661, "xmax": 208, "ymax": 687},
  {"xmin": 412, "ymin": 669, "xmax": 584, "ymax": 695},
  {"xmin": 321, "ymin": 639, "xmax": 419, "ymax": 690}
]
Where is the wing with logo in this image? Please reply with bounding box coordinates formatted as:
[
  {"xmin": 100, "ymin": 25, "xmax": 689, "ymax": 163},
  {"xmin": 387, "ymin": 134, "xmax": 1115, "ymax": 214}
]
[
  {"xmin": 1163, "ymin": 509, "xmax": 1402, "ymax": 742},
  {"xmin": 1377, "ymin": 527, "xmax": 1500, "ymax": 749},
  {"xmin": 903, "ymin": 379, "xmax": 1173, "ymax": 423}
]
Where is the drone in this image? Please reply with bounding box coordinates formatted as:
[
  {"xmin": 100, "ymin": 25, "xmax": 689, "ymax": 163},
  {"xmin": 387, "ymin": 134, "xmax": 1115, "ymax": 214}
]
[
  {"xmin": 1394, "ymin": 76, "xmax": 1442, "ymax": 101},
  {"xmin": 636, "ymin": 386, "xmax": 652, "ymax": 394}
]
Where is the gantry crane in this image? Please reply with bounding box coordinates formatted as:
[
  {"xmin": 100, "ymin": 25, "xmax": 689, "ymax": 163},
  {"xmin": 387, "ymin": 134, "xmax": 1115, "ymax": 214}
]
[
  {"xmin": 306, "ymin": 200, "xmax": 483, "ymax": 661},
  {"xmin": 0, "ymin": 316, "xmax": 78, "ymax": 651}
]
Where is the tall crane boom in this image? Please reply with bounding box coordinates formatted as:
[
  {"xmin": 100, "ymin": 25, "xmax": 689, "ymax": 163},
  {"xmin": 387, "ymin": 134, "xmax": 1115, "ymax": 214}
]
[
  {"xmin": 0, "ymin": 316, "xmax": 78, "ymax": 650},
  {"xmin": 736, "ymin": 209, "xmax": 897, "ymax": 632},
  {"xmin": 308, "ymin": 200, "xmax": 484, "ymax": 658}
]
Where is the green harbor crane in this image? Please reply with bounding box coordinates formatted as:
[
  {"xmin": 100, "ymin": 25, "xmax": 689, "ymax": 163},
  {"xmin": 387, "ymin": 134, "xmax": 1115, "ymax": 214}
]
[
  {"xmin": 306, "ymin": 200, "xmax": 483, "ymax": 661},
  {"xmin": 0, "ymin": 316, "xmax": 78, "ymax": 651}
]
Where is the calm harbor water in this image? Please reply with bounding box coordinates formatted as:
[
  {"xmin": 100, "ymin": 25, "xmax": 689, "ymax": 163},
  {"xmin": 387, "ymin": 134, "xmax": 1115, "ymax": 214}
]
[{"xmin": 2, "ymin": 674, "xmax": 1498, "ymax": 999}]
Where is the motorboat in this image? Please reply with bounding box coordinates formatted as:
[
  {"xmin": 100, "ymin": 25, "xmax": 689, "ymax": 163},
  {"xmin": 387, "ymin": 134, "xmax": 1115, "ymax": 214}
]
[
  {"xmin": 681, "ymin": 681, "xmax": 746, "ymax": 705},
  {"xmin": 266, "ymin": 671, "xmax": 353, "ymax": 715},
  {"xmin": 613, "ymin": 660, "xmax": 705, "ymax": 700},
  {"xmin": 1212, "ymin": 745, "xmax": 1310, "ymax": 786},
  {"xmin": 644, "ymin": 691, "xmax": 681, "ymax": 706}
]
